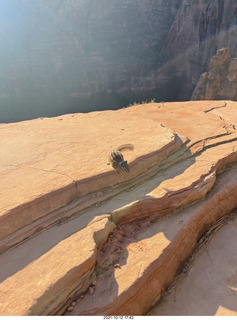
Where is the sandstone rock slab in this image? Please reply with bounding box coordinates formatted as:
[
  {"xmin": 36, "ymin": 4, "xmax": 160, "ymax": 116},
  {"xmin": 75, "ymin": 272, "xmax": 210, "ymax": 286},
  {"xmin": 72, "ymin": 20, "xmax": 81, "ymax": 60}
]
[
  {"xmin": 0, "ymin": 100, "xmax": 237, "ymax": 316},
  {"xmin": 0, "ymin": 215, "xmax": 115, "ymax": 315},
  {"xmin": 66, "ymin": 168, "xmax": 237, "ymax": 315},
  {"xmin": 0, "ymin": 111, "xmax": 181, "ymax": 252},
  {"xmin": 151, "ymin": 212, "xmax": 237, "ymax": 316}
]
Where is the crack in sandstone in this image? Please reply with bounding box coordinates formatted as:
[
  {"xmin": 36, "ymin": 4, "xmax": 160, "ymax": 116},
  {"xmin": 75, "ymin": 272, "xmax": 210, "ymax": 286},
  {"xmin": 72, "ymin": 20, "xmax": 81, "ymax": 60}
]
[
  {"xmin": 110, "ymin": 170, "xmax": 217, "ymax": 225},
  {"xmin": 204, "ymin": 102, "xmax": 227, "ymax": 113},
  {"xmin": 3, "ymin": 134, "xmax": 235, "ymax": 256},
  {"xmin": 44, "ymin": 138, "xmax": 237, "ymax": 230},
  {"xmin": 148, "ymin": 210, "xmax": 237, "ymax": 315},
  {"xmin": 0, "ymin": 131, "xmax": 184, "ymax": 253},
  {"xmin": 1, "ymin": 101, "xmax": 237, "ymax": 316},
  {"xmin": 187, "ymin": 129, "xmax": 236, "ymax": 151},
  {"xmin": 30, "ymin": 165, "xmax": 77, "ymax": 185},
  {"xmin": 152, "ymin": 137, "xmax": 237, "ymax": 193},
  {"xmin": 65, "ymin": 167, "xmax": 237, "ymax": 316}
]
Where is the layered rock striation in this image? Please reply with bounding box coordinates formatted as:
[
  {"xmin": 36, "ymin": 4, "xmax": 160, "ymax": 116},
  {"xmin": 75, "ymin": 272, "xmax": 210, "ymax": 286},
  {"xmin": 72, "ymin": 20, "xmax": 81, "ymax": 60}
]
[
  {"xmin": 0, "ymin": 101, "xmax": 237, "ymax": 315},
  {"xmin": 151, "ymin": 210, "xmax": 237, "ymax": 316}
]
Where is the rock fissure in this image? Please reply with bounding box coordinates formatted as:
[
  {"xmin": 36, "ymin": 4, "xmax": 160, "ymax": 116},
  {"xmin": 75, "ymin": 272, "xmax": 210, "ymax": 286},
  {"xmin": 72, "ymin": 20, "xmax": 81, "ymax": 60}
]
[
  {"xmin": 1, "ymin": 101, "xmax": 237, "ymax": 316},
  {"xmin": 30, "ymin": 165, "xmax": 77, "ymax": 185},
  {"xmin": 66, "ymin": 167, "xmax": 237, "ymax": 315},
  {"xmin": 204, "ymin": 102, "xmax": 227, "ymax": 113}
]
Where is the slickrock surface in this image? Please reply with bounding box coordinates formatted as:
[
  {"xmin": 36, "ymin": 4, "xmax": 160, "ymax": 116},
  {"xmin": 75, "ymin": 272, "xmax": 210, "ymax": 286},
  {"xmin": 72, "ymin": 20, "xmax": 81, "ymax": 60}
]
[
  {"xmin": 0, "ymin": 100, "xmax": 237, "ymax": 315},
  {"xmin": 150, "ymin": 212, "xmax": 237, "ymax": 316}
]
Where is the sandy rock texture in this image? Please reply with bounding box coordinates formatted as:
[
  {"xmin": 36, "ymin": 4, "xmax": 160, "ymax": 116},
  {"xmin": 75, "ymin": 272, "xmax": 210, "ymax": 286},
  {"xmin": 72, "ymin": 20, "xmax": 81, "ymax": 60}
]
[
  {"xmin": 0, "ymin": 100, "xmax": 237, "ymax": 315},
  {"xmin": 150, "ymin": 211, "xmax": 237, "ymax": 316}
]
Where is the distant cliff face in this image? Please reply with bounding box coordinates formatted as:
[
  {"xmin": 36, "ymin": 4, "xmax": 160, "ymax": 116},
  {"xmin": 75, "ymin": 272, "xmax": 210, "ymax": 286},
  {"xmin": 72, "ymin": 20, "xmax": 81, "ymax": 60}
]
[
  {"xmin": 1, "ymin": 0, "xmax": 237, "ymax": 122},
  {"xmin": 150, "ymin": 0, "xmax": 237, "ymax": 100},
  {"xmin": 0, "ymin": 0, "xmax": 180, "ymax": 122},
  {"xmin": 191, "ymin": 48, "xmax": 237, "ymax": 100}
]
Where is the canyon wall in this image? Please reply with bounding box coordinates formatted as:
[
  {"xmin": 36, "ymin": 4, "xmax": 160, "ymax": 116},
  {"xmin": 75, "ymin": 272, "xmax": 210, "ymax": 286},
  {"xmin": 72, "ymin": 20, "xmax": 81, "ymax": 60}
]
[
  {"xmin": 157, "ymin": 0, "xmax": 237, "ymax": 100},
  {"xmin": 191, "ymin": 48, "xmax": 237, "ymax": 100},
  {"xmin": 1, "ymin": 0, "xmax": 237, "ymax": 122}
]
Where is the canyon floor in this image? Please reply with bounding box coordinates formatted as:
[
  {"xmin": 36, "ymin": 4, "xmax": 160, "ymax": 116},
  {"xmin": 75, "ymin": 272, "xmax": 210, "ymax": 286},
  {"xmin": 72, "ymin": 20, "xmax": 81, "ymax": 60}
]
[{"xmin": 0, "ymin": 101, "xmax": 236, "ymax": 315}]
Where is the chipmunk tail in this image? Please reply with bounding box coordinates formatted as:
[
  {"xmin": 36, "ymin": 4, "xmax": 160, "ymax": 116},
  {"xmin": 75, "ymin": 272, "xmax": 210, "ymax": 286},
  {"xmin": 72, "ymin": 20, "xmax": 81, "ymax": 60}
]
[{"xmin": 117, "ymin": 143, "xmax": 134, "ymax": 152}]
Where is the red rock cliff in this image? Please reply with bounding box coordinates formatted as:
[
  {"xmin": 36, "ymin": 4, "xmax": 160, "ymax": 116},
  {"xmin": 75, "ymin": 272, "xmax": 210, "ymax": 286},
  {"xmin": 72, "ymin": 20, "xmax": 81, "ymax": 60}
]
[{"xmin": 191, "ymin": 48, "xmax": 237, "ymax": 100}]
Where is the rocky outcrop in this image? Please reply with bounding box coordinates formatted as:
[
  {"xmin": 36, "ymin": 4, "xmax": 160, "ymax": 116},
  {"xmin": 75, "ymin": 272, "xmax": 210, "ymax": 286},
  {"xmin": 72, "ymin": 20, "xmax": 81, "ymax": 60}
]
[
  {"xmin": 1, "ymin": 1, "xmax": 237, "ymax": 122},
  {"xmin": 155, "ymin": 0, "xmax": 237, "ymax": 100},
  {"xmin": 0, "ymin": 100, "xmax": 237, "ymax": 316},
  {"xmin": 191, "ymin": 48, "xmax": 237, "ymax": 100}
]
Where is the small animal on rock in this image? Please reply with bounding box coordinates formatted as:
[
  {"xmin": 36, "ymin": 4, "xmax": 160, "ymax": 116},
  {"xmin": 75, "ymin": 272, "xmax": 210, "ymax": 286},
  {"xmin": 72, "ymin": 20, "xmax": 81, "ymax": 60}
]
[{"xmin": 107, "ymin": 144, "xmax": 134, "ymax": 173}]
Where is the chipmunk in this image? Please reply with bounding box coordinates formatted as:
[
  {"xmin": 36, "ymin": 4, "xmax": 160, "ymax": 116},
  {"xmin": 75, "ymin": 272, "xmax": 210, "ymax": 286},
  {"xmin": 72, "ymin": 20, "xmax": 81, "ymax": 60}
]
[{"xmin": 107, "ymin": 144, "xmax": 134, "ymax": 173}]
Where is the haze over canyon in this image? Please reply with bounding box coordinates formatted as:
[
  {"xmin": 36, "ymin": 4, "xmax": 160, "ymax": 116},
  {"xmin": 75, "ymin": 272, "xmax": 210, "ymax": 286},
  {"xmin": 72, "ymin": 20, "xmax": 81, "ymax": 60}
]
[{"xmin": 1, "ymin": 0, "xmax": 237, "ymax": 122}]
